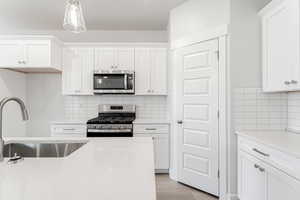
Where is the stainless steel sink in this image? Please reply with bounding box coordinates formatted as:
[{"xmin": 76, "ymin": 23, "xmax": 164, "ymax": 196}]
[{"xmin": 3, "ymin": 142, "xmax": 86, "ymax": 158}]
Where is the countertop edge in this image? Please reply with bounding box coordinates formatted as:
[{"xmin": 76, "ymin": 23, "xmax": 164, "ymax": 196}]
[{"xmin": 236, "ymin": 130, "xmax": 300, "ymax": 159}]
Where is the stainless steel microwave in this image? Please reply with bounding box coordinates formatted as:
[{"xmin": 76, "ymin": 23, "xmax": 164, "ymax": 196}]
[{"xmin": 93, "ymin": 70, "xmax": 135, "ymax": 94}]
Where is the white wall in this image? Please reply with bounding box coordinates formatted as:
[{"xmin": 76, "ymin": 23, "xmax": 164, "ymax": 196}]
[
  {"xmin": 169, "ymin": 0, "xmax": 230, "ymax": 43},
  {"xmin": 229, "ymin": 0, "xmax": 271, "ymax": 195},
  {"xmin": 0, "ymin": 30, "xmax": 168, "ymax": 43},
  {"xmin": 0, "ymin": 70, "xmax": 27, "ymax": 137},
  {"xmin": 26, "ymin": 74, "xmax": 65, "ymax": 137}
]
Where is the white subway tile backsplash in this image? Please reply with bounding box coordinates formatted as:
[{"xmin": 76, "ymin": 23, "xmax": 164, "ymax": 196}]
[
  {"xmin": 233, "ymin": 88, "xmax": 287, "ymax": 131},
  {"xmin": 63, "ymin": 95, "xmax": 168, "ymax": 121},
  {"xmin": 287, "ymin": 92, "xmax": 300, "ymax": 132}
]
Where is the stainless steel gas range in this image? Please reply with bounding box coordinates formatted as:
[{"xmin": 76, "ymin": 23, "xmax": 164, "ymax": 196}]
[{"xmin": 87, "ymin": 104, "xmax": 136, "ymax": 137}]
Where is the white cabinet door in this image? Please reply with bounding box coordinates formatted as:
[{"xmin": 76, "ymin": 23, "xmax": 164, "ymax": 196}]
[
  {"xmin": 23, "ymin": 40, "xmax": 50, "ymax": 67},
  {"xmin": 95, "ymin": 48, "xmax": 115, "ymax": 71},
  {"xmin": 62, "ymin": 47, "xmax": 94, "ymax": 95},
  {"xmin": 134, "ymin": 48, "xmax": 167, "ymax": 95},
  {"xmin": 115, "ymin": 48, "xmax": 134, "ymax": 70},
  {"xmin": 266, "ymin": 161, "xmax": 300, "ymax": 200},
  {"xmin": 150, "ymin": 48, "xmax": 167, "ymax": 95},
  {"xmin": 238, "ymin": 151, "xmax": 267, "ymax": 200},
  {"xmin": 0, "ymin": 40, "xmax": 23, "ymax": 67},
  {"xmin": 153, "ymin": 134, "xmax": 169, "ymax": 170},
  {"xmin": 135, "ymin": 48, "xmax": 151, "ymax": 95},
  {"xmin": 261, "ymin": 0, "xmax": 300, "ymax": 92}
]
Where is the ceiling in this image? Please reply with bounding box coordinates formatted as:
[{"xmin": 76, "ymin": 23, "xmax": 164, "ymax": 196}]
[{"xmin": 0, "ymin": 0, "xmax": 186, "ymax": 31}]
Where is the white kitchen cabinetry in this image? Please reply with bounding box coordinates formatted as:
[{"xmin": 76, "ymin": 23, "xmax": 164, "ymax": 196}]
[
  {"xmin": 95, "ymin": 48, "xmax": 134, "ymax": 71},
  {"xmin": 51, "ymin": 123, "xmax": 87, "ymax": 138},
  {"xmin": 238, "ymin": 136, "xmax": 300, "ymax": 200},
  {"xmin": 134, "ymin": 124, "xmax": 169, "ymax": 172},
  {"xmin": 135, "ymin": 48, "xmax": 167, "ymax": 95},
  {"xmin": 260, "ymin": 0, "xmax": 300, "ymax": 92},
  {"xmin": 0, "ymin": 36, "xmax": 62, "ymax": 73},
  {"xmin": 62, "ymin": 47, "xmax": 94, "ymax": 95}
]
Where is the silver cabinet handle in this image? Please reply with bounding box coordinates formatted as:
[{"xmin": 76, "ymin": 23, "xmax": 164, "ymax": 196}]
[
  {"xmin": 254, "ymin": 164, "xmax": 265, "ymax": 172},
  {"xmin": 291, "ymin": 80, "xmax": 298, "ymax": 84},
  {"xmin": 259, "ymin": 167, "xmax": 265, "ymax": 172},
  {"xmin": 253, "ymin": 148, "xmax": 270, "ymax": 157},
  {"xmin": 63, "ymin": 128, "xmax": 76, "ymax": 131},
  {"xmin": 177, "ymin": 120, "xmax": 183, "ymax": 124},
  {"xmin": 145, "ymin": 128, "xmax": 157, "ymax": 131}
]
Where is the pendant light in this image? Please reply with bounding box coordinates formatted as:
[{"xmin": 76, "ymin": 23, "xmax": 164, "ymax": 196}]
[{"xmin": 63, "ymin": 0, "xmax": 87, "ymax": 33}]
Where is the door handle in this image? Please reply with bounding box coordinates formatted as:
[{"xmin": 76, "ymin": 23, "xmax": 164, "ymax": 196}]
[{"xmin": 177, "ymin": 120, "xmax": 183, "ymax": 124}]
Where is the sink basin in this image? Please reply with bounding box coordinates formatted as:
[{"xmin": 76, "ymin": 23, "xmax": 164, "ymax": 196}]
[{"xmin": 3, "ymin": 142, "xmax": 86, "ymax": 158}]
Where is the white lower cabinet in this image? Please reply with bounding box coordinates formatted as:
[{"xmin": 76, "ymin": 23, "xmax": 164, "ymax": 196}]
[
  {"xmin": 238, "ymin": 137, "xmax": 300, "ymax": 200},
  {"xmin": 134, "ymin": 124, "xmax": 169, "ymax": 172}
]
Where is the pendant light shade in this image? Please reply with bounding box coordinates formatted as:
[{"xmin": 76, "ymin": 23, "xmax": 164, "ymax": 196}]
[{"xmin": 63, "ymin": 0, "xmax": 87, "ymax": 33}]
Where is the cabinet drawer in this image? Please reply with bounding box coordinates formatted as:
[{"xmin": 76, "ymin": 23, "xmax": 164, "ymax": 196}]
[
  {"xmin": 51, "ymin": 124, "xmax": 87, "ymax": 136},
  {"xmin": 133, "ymin": 124, "xmax": 169, "ymax": 134},
  {"xmin": 238, "ymin": 137, "xmax": 300, "ymax": 180}
]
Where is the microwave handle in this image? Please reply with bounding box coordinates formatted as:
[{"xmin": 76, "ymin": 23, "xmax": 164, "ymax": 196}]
[{"xmin": 124, "ymin": 74, "xmax": 128, "ymax": 89}]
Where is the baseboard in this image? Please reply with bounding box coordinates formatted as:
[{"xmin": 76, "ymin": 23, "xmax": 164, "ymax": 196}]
[{"xmin": 226, "ymin": 193, "xmax": 239, "ymax": 200}]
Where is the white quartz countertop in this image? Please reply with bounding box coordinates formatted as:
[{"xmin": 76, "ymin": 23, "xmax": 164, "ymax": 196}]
[
  {"xmin": 133, "ymin": 119, "xmax": 170, "ymax": 124},
  {"xmin": 0, "ymin": 137, "xmax": 156, "ymax": 200},
  {"xmin": 236, "ymin": 130, "xmax": 300, "ymax": 159}
]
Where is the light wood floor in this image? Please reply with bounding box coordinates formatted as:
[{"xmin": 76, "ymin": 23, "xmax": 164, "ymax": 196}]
[{"xmin": 156, "ymin": 175, "xmax": 218, "ymax": 200}]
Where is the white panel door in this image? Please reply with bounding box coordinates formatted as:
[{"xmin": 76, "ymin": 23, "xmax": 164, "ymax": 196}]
[
  {"xmin": 262, "ymin": 0, "xmax": 299, "ymax": 91},
  {"xmin": 0, "ymin": 40, "xmax": 23, "ymax": 67},
  {"xmin": 23, "ymin": 40, "xmax": 50, "ymax": 67},
  {"xmin": 135, "ymin": 48, "xmax": 151, "ymax": 95},
  {"xmin": 176, "ymin": 39, "xmax": 219, "ymax": 196},
  {"xmin": 150, "ymin": 48, "xmax": 167, "ymax": 95},
  {"xmin": 115, "ymin": 48, "xmax": 135, "ymax": 70},
  {"xmin": 238, "ymin": 151, "xmax": 267, "ymax": 200},
  {"xmin": 95, "ymin": 48, "xmax": 115, "ymax": 71}
]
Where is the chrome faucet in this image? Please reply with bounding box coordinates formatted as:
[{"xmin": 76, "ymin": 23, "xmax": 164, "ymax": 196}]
[{"xmin": 0, "ymin": 97, "xmax": 29, "ymax": 162}]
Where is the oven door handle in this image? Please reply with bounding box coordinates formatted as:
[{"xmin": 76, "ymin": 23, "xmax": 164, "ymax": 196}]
[
  {"xmin": 88, "ymin": 129, "xmax": 132, "ymax": 133},
  {"xmin": 124, "ymin": 74, "xmax": 128, "ymax": 89}
]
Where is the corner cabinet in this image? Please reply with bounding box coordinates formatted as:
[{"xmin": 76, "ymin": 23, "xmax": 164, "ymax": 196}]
[
  {"xmin": 238, "ymin": 136, "xmax": 300, "ymax": 200},
  {"xmin": 0, "ymin": 36, "xmax": 62, "ymax": 73},
  {"xmin": 135, "ymin": 48, "xmax": 167, "ymax": 95},
  {"xmin": 260, "ymin": 0, "xmax": 300, "ymax": 92},
  {"xmin": 62, "ymin": 47, "xmax": 94, "ymax": 95}
]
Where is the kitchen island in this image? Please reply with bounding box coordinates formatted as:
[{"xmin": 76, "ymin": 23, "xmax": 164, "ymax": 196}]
[{"xmin": 0, "ymin": 137, "xmax": 156, "ymax": 200}]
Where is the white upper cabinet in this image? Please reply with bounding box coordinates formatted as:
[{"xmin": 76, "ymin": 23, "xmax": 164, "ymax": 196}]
[
  {"xmin": 260, "ymin": 0, "xmax": 300, "ymax": 92},
  {"xmin": 135, "ymin": 48, "xmax": 167, "ymax": 95},
  {"xmin": 62, "ymin": 47, "xmax": 94, "ymax": 95},
  {"xmin": 0, "ymin": 36, "xmax": 62, "ymax": 73},
  {"xmin": 95, "ymin": 48, "xmax": 134, "ymax": 71}
]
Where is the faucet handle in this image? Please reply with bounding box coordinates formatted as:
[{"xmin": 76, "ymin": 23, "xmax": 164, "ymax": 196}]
[{"xmin": 7, "ymin": 153, "xmax": 24, "ymax": 165}]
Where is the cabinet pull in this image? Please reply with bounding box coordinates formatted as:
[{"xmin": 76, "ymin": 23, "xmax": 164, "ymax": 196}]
[
  {"xmin": 291, "ymin": 80, "xmax": 298, "ymax": 84},
  {"xmin": 253, "ymin": 148, "xmax": 270, "ymax": 157},
  {"xmin": 259, "ymin": 167, "xmax": 265, "ymax": 172},
  {"xmin": 63, "ymin": 128, "xmax": 76, "ymax": 131},
  {"xmin": 284, "ymin": 81, "xmax": 291, "ymax": 85},
  {"xmin": 145, "ymin": 128, "xmax": 157, "ymax": 131}
]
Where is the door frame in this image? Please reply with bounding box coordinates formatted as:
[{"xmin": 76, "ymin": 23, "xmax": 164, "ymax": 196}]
[{"xmin": 169, "ymin": 25, "xmax": 229, "ymax": 200}]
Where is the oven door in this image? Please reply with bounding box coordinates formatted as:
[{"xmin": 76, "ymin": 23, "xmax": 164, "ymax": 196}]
[
  {"xmin": 87, "ymin": 129, "xmax": 133, "ymax": 137},
  {"xmin": 94, "ymin": 73, "xmax": 134, "ymax": 94}
]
